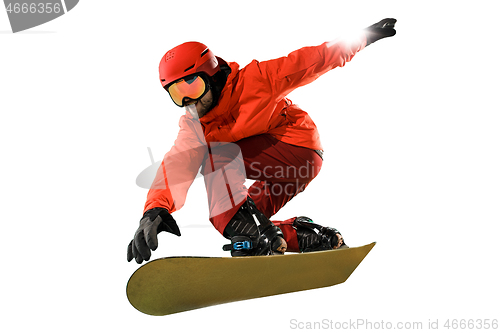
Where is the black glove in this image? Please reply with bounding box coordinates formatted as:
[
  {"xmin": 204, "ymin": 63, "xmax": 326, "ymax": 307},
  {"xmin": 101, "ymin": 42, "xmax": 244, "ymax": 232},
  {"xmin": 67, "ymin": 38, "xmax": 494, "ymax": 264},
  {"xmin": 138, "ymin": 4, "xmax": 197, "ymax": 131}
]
[
  {"xmin": 365, "ymin": 18, "xmax": 397, "ymax": 46},
  {"xmin": 127, "ymin": 208, "xmax": 181, "ymax": 264}
]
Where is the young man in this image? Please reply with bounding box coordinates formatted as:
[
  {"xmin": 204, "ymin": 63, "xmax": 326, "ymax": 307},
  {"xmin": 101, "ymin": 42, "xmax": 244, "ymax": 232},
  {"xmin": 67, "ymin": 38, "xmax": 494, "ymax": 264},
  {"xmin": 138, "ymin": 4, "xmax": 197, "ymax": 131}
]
[{"xmin": 127, "ymin": 18, "xmax": 397, "ymax": 263}]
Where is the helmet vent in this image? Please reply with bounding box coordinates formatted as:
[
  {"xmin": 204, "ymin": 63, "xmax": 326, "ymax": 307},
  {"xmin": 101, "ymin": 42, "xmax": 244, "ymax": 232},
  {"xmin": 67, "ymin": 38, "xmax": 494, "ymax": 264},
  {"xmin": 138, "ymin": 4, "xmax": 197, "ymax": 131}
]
[
  {"xmin": 184, "ymin": 64, "xmax": 195, "ymax": 72},
  {"xmin": 200, "ymin": 48, "xmax": 209, "ymax": 57},
  {"xmin": 164, "ymin": 51, "xmax": 175, "ymax": 61}
]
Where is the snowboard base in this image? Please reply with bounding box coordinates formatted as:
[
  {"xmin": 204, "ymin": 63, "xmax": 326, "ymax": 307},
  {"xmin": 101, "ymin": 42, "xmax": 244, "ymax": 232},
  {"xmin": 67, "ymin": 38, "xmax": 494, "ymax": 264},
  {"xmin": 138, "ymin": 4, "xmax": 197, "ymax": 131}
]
[{"xmin": 127, "ymin": 242, "xmax": 375, "ymax": 316}]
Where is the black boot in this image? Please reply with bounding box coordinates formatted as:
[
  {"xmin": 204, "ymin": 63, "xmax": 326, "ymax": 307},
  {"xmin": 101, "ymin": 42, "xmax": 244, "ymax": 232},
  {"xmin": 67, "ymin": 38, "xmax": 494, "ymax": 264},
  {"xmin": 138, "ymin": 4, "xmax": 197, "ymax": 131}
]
[
  {"xmin": 222, "ymin": 197, "xmax": 286, "ymax": 256},
  {"xmin": 293, "ymin": 216, "xmax": 347, "ymax": 252}
]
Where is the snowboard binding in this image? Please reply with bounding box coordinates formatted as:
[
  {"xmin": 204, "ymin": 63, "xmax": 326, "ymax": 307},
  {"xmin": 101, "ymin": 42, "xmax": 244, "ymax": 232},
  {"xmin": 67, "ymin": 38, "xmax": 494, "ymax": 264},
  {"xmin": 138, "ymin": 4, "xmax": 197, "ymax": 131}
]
[
  {"xmin": 293, "ymin": 216, "xmax": 347, "ymax": 252},
  {"xmin": 222, "ymin": 197, "xmax": 286, "ymax": 256}
]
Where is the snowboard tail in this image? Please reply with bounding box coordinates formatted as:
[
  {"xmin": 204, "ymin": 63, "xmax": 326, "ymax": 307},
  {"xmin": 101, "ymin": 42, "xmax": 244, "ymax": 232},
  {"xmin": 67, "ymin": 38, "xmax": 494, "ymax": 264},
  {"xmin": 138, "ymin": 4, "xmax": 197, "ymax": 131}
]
[{"xmin": 126, "ymin": 242, "xmax": 375, "ymax": 316}]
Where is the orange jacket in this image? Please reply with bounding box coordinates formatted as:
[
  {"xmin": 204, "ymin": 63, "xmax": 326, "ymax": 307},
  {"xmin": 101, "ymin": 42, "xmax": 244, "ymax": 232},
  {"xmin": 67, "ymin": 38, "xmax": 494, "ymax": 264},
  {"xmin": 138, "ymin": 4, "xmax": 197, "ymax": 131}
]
[{"xmin": 144, "ymin": 35, "xmax": 367, "ymax": 214}]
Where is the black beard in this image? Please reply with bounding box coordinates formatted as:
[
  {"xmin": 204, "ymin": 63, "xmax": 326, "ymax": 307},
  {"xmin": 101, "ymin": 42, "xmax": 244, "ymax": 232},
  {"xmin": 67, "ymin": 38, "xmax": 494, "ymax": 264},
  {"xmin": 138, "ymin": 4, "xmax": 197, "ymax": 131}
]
[{"xmin": 198, "ymin": 99, "xmax": 213, "ymax": 118}]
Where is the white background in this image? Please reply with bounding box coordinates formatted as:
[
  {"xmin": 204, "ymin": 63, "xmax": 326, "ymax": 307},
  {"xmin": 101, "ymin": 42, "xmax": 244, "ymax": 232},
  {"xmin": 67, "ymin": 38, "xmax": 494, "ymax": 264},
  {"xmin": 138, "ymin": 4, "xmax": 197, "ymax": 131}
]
[{"xmin": 1, "ymin": 0, "xmax": 499, "ymax": 332}]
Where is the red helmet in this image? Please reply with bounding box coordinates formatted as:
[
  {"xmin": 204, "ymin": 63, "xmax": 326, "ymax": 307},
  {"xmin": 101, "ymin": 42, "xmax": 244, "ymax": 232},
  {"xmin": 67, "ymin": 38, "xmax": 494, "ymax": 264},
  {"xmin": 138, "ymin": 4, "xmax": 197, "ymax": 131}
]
[{"xmin": 159, "ymin": 42, "xmax": 220, "ymax": 88}]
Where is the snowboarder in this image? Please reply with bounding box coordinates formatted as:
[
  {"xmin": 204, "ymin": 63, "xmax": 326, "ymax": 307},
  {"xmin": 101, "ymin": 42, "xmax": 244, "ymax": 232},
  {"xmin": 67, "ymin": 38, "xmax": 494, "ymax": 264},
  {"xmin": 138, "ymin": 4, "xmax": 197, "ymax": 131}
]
[{"xmin": 127, "ymin": 18, "xmax": 397, "ymax": 263}]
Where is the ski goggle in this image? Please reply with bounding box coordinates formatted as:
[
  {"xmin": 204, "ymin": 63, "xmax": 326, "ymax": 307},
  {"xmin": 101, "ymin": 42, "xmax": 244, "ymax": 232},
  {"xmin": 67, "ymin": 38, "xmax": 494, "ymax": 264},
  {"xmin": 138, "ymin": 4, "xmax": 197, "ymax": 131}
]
[{"xmin": 165, "ymin": 74, "xmax": 210, "ymax": 107}]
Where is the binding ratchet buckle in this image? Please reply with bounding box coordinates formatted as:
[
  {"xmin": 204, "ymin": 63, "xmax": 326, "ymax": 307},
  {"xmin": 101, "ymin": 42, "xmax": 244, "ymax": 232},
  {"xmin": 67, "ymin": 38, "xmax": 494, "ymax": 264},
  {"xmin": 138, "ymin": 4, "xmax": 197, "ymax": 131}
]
[
  {"xmin": 233, "ymin": 240, "xmax": 252, "ymax": 251},
  {"xmin": 222, "ymin": 236, "xmax": 254, "ymax": 254}
]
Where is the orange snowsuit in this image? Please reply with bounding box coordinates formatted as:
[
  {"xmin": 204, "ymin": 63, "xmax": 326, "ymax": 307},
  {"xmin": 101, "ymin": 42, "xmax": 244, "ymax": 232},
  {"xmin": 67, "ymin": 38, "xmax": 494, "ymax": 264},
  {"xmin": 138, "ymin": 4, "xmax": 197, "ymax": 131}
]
[{"xmin": 144, "ymin": 35, "xmax": 367, "ymax": 217}]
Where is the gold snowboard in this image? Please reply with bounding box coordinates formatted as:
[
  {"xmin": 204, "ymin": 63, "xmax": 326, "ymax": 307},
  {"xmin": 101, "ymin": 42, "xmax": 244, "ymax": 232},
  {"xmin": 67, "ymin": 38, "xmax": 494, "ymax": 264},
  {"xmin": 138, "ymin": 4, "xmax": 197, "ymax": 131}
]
[{"xmin": 127, "ymin": 242, "xmax": 375, "ymax": 316}]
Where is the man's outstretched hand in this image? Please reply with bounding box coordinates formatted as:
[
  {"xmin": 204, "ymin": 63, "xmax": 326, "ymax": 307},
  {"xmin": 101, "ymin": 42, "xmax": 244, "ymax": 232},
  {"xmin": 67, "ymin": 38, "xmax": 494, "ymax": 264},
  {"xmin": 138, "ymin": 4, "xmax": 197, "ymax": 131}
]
[
  {"xmin": 365, "ymin": 18, "xmax": 397, "ymax": 46},
  {"xmin": 127, "ymin": 208, "xmax": 181, "ymax": 264}
]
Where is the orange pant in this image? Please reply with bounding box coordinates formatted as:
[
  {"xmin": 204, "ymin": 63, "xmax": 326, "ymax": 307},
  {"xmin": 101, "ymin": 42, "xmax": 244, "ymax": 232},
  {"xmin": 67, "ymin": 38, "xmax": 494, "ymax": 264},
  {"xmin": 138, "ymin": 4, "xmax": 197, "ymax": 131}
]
[{"xmin": 203, "ymin": 135, "xmax": 322, "ymax": 252}]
